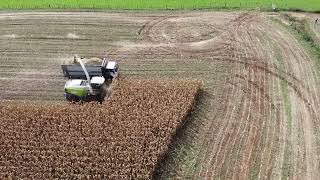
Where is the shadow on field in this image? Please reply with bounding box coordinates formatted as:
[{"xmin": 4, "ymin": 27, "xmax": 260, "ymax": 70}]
[{"xmin": 153, "ymin": 89, "xmax": 209, "ymax": 179}]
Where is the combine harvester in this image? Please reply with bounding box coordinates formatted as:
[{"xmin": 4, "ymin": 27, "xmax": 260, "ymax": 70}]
[{"xmin": 61, "ymin": 56, "xmax": 119, "ymax": 102}]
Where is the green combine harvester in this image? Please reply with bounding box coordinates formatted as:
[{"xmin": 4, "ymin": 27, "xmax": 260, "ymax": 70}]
[{"xmin": 61, "ymin": 56, "xmax": 119, "ymax": 102}]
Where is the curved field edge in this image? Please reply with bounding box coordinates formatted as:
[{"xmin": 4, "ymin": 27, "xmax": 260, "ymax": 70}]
[
  {"xmin": 0, "ymin": 79, "xmax": 200, "ymax": 179},
  {"xmin": 0, "ymin": 0, "xmax": 320, "ymax": 12}
]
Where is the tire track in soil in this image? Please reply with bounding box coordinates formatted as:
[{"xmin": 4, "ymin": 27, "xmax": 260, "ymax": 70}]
[
  {"xmin": 138, "ymin": 12, "xmax": 256, "ymax": 55},
  {"xmin": 234, "ymin": 26, "xmax": 262, "ymax": 179},
  {"xmin": 239, "ymin": 22, "xmax": 276, "ymax": 180},
  {"xmin": 274, "ymin": 21, "xmax": 318, "ymax": 179},
  {"xmin": 260, "ymin": 15, "xmax": 320, "ymax": 179},
  {"xmin": 228, "ymin": 66, "xmax": 253, "ymax": 179},
  {"xmin": 191, "ymin": 66, "xmax": 238, "ymax": 179},
  {"xmin": 220, "ymin": 70, "xmax": 253, "ymax": 179},
  {"xmin": 172, "ymin": 19, "xmax": 250, "ymax": 178},
  {"xmin": 138, "ymin": 15, "xmax": 177, "ymax": 42},
  {"xmin": 205, "ymin": 25, "xmax": 260, "ymax": 179},
  {"xmin": 226, "ymin": 27, "xmax": 256, "ymax": 179},
  {"xmin": 193, "ymin": 29, "xmax": 248, "ymax": 179},
  {"xmin": 200, "ymin": 12, "xmax": 319, "ymax": 179},
  {"xmin": 149, "ymin": 12, "xmax": 248, "ymax": 179},
  {"xmin": 203, "ymin": 65, "xmax": 244, "ymax": 179},
  {"xmin": 255, "ymin": 24, "xmax": 280, "ymax": 180},
  {"xmin": 180, "ymin": 11, "xmax": 282, "ymax": 179}
]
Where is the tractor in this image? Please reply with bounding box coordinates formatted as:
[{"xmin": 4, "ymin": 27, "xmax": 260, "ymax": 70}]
[{"xmin": 61, "ymin": 56, "xmax": 119, "ymax": 102}]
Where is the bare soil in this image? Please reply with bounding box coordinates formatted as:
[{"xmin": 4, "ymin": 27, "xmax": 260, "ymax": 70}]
[{"xmin": 0, "ymin": 11, "xmax": 319, "ymax": 179}]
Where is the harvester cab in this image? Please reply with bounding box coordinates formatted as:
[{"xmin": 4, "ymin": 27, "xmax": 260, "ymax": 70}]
[{"xmin": 61, "ymin": 56, "xmax": 119, "ymax": 102}]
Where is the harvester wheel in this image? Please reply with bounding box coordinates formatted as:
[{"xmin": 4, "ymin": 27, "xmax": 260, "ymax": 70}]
[
  {"xmin": 68, "ymin": 94, "xmax": 80, "ymax": 102},
  {"xmin": 98, "ymin": 91, "xmax": 106, "ymax": 103}
]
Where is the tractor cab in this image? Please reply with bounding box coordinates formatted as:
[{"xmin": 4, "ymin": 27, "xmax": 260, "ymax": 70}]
[
  {"xmin": 101, "ymin": 60, "xmax": 119, "ymax": 80},
  {"xmin": 91, "ymin": 76, "xmax": 105, "ymax": 90}
]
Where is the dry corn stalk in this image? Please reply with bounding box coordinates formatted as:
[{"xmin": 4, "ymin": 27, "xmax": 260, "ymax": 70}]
[{"xmin": 0, "ymin": 79, "xmax": 200, "ymax": 179}]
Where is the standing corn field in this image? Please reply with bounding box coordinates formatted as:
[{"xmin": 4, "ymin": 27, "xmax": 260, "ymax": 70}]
[{"xmin": 0, "ymin": 79, "xmax": 200, "ymax": 179}]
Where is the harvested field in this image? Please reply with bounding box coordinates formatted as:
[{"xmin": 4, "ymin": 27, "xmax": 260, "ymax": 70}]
[
  {"xmin": 0, "ymin": 80, "xmax": 199, "ymax": 179},
  {"xmin": 1, "ymin": 11, "xmax": 320, "ymax": 179}
]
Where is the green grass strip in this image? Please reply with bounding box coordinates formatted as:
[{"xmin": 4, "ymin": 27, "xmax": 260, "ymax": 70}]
[{"xmin": 0, "ymin": 0, "xmax": 320, "ymax": 11}]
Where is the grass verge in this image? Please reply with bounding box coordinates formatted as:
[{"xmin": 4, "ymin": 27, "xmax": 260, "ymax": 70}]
[
  {"xmin": 0, "ymin": 0, "xmax": 319, "ymax": 11},
  {"xmin": 283, "ymin": 14, "xmax": 320, "ymax": 68}
]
